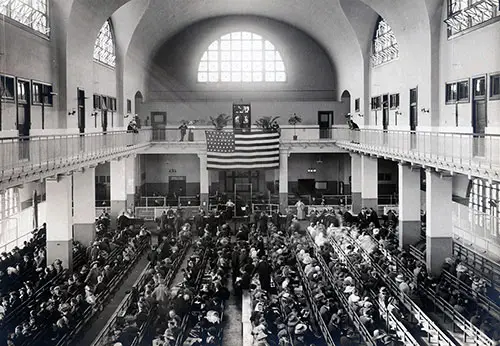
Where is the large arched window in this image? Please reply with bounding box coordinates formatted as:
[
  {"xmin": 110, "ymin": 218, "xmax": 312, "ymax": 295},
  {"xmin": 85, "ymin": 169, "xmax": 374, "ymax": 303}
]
[
  {"xmin": 0, "ymin": 0, "xmax": 49, "ymax": 35},
  {"xmin": 197, "ymin": 31, "xmax": 286, "ymax": 83},
  {"xmin": 371, "ymin": 17, "xmax": 399, "ymax": 67},
  {"xmin": 94, "ymin": 20, "xmax": 116, "ymax": 68}
]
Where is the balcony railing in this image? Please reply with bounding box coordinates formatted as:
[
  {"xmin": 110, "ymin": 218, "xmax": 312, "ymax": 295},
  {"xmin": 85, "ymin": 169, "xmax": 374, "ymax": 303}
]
[
  {"xmin": 149, "ymin": 125, "xmax": 340, "ymax": 143},
  {"xmin": 332, "ymin": 128, "xmax": 500, "ymax": 178},
  {"xmin": 0, "ymin": 130, "xmax": 152, "ymax": 180}
]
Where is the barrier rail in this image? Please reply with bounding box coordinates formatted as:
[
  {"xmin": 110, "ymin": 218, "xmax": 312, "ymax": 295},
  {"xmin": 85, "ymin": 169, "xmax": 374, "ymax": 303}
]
[
  {"xmin": 339, "ymin": 232, "xmax": 457, "ymax": 346},
  {"xmin": 453, "ymin": 242, "xmax": 500, "ymax": 291},
  {"xmin": 0, "ymin": 130, "xmax": 152, "ymax": 180},
  {"xmin": 368, "ymin": 235, "xmax": 494, "ymax": 346},
  {"xmin": 331, "ymin": 127, "xmax": 500, "ymax": 178},
  {"xmin": 326, "ymin": 233, "xmax": 420, "ymax": 346}
]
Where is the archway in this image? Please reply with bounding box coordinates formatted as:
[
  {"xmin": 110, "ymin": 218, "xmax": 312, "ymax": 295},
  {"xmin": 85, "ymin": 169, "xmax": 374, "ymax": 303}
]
[
  {"xmin": 134, "ymin": 91, "xmax": 144, "ymax": 126},
  {"xmin": 341, "ymin": 90, "xmax": 351, "ymax": 124}
]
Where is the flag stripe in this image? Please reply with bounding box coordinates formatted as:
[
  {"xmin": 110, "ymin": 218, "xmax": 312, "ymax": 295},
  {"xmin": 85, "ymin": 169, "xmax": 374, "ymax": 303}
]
[{"xmin": 206, "ymin": 130, "xmax": 280, "ymax": 170}]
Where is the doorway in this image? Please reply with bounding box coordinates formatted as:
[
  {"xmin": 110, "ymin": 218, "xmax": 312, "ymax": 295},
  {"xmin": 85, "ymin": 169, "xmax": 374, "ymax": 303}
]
[
  {"xmin": 77, "ymin": 88, "xmax": 85, "ymax": 134},
  {"xmin": 297, "ymin": 179, "xmax": 315, "ymax": 195},
  {"xmin": 472, "ymin": 77, "xmax": 487, "ymax": 157},
  {"xmin": 151, "ymin": 111, "xmax": 167, "ymax": 141},
  {"xmin": 17, "ymin": 79, "xmax": 30, "ymax": 159},
  {"xmin": 168, "ymin": 176, "xmax": 186, "ymax": 205},
  {"xmin": 409, "ymin": 87, "xmax": 418, "ymax": 149},
  {"xmin": 382, "ymin": 94, "xmax": 389, "ymax": 130},
  {"xmin": 134, "ymin": 91, "xmax": 143, "ymax": 126},
  {"xmin": 318, "ymin": 111, "xmax": 333, "ymax": 139}
]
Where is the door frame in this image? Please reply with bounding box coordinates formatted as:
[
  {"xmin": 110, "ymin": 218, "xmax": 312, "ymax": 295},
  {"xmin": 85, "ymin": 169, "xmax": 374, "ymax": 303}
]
[
  {"xmin": 318, "ymin": 110, "xmax": 334, "ymax": 139},
  {"xmin": 16, "ymin": 78, "xmax": 31, "ymax": 137},
  {"xmin": 471, "ymin": 75, "xmax": 487, "ymax": 134},
  {"xmin": 382, "ymin": 94, "xmax": 389, "ymax": 130},
  {"xmin": 77, "ymin": 88, "xmax": 86, "ymax": 134},
  {"xmin": 409, "ymin": 87, "xmax": 418, "ymax": 131}
]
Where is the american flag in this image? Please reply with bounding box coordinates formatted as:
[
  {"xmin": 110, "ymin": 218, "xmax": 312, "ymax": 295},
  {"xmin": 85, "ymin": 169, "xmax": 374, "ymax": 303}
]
[{"xmin": 206, "ymin": 131, "xmax": 280, "ymax": 170}]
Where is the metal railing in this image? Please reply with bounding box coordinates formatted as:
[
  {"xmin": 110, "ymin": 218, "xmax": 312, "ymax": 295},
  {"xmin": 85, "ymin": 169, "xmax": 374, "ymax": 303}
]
[
  {"xmin": 0, "ymin": 130, "xmax": 152, "ymax": 179},
  {"xmin": 332, "ymin": 127, "xmax": 500, "ymax": 176}
]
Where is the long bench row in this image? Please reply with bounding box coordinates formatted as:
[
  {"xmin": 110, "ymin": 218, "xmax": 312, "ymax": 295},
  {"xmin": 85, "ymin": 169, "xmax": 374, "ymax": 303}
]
[
  {"xmin": 324, "ymin": 231, "xmax": 422, "ymax": 346},
  {"xmin": 351, "ymin": 232, "xmax": 494, "ymax": 346}
]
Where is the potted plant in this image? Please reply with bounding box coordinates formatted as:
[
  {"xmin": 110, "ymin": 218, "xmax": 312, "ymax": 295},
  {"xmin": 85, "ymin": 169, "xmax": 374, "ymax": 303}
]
[
  {"xmin": 288, "ymin": 113, "xmax": 302, "ymax": 140},
  {"xmin": 255, "ymin": 116, "xmax": 280, "ymax": 133},
  {"xmin": 209, "ymin": 113, "xmax": 230, "ymax": 131}
]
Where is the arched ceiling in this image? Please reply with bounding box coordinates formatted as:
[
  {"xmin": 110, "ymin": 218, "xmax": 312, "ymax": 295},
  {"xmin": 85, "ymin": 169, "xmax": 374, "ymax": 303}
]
[{"xmin": 65, "ymin": 0, "xmax": 443, "ymax": 94}]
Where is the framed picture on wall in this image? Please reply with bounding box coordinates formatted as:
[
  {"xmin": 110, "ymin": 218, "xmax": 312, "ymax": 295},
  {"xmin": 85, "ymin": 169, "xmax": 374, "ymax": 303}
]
[{"xmin": 233, "ymin": 103, "xmax": 251, "ymax": 132}]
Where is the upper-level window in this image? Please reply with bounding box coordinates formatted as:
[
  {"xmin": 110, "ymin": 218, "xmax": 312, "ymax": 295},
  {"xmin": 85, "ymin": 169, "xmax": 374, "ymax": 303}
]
[
  {"xmin": 0, "ymin": 0, "xmax": 49, "ymax": 35},
  {"xmin": 469, "ymin": 178, "xmax": 499, "ymax": 237},
  {"xmin": 197, "ymin": 31, "xmax": 286, "ymax": 83},
  {"xmin": 93, "ymin": 20, "xmax": 116, "ymax": 68},
  {"xmin": 371, "ymin": 17, "xmax": 399, "ymax": 67},
  {"xmin": 445, "ymin": 0, "xmax": 499, "ymax": 36}
]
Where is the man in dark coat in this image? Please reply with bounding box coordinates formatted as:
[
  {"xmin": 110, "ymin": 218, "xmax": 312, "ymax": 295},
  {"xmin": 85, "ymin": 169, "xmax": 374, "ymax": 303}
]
[{"xmin": 253, "ymin": 256, "xmax": 271, "ymax": 292}]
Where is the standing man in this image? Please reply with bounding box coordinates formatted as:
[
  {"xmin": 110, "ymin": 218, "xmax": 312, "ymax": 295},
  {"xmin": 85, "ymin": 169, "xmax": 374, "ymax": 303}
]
[
  {"xmin": 295, "ymin": 199, "xmax": 306, "ymax": 221},
  {"xmin": 178, "ymin": 122, "xmax": 188, "ymax": 141}
]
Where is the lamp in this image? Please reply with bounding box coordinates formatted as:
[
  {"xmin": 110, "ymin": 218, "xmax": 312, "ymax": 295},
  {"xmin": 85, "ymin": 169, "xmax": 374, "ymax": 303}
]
[
  {"xmin": 307, "ymin": 168, "xmax": 317, "ymax": 174},
  {"xmin": 395, "ymin": 111, "xmax": 403, "ymax": 116},
  {"xmin": 68, "ymin": 109, "xmax": 76, "ymax": 116},
  {"xmin": 421, "ymin": 108, "xmax": 430, "ymax": 113},
  {"xmin": 91, "ymin": 111, "xmax": 99, "ymax": 117}
]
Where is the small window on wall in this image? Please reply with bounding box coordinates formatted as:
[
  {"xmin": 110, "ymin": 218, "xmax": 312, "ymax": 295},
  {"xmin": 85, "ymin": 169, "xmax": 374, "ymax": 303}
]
[
  {"xmin": 0, "ymin": 75, "xmax": 15, "ymax": 101},
  {"xmin": 109, "ymin": 97, "xmax": 116, "ymax": 111},
  {"xmin": 32, "ymin": 82, "xmax": 53, "ymax": 106},
  {"xmin": 101, "ymin": 96, "xmax": 108, "ymax": 110},
  {"xmin": 17, "ymin": 80, "xmax": 27, "ymax": 103},
  {"xmin": 473, "ymin": 77, "xmax": 486, "ymax": 98},
  {"xmin": 490, "ymin": 74, "xmax": 500, "ymax": 100},
  {"xmin": 446, "ymin": 80, "xmax": 469, "ymax": 104},
  {"xmin": 93, "ymin": 94, "xmax": 101, "ymax": 109},
  {"xmin": 127, "ymin": 99, "xmax": 132, "ymax": 113},
  {"xmin": 354, "ymin": 98, "xmax": 360, "ymax": 112},
  {"xmin": 390, "ymin": 94, "xmax": 400, "ymax": 109},
  {"xmin": 371, "ymin": 96, "xmax": 381, "ymax": 110}
]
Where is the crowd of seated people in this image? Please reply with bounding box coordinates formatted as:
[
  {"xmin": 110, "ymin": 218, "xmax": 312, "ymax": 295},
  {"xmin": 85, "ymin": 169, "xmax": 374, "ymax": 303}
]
[
  {"xmin": 1, "ymin": 222, "xmax": 149, "ymax": 346},
  {"xmin": 302, "ymin": 205, "xmax": 500, "ymax": 344}
]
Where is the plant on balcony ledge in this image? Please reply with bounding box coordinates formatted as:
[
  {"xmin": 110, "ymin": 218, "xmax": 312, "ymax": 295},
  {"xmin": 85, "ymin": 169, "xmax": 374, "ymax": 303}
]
[
  {"xmin": 210, "ymin": 113, "xmax": 230, "ymax": 131},
  {"xmin": 288, "ymin": 113, "xmax": 302, "ymax": 140},
  {"xmin": 255, "ymin": 116, "xmax": 280, "ymax": 133}
]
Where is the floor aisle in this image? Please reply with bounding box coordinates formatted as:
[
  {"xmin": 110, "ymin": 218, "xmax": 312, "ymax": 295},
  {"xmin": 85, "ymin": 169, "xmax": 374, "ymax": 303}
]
[
  {"xmin": 74, "ymin": 254, "xmax": 150, "ymax": 346},
  {"xmin": 222, "ymin": 279, "xmax": 243, "ymax": 346}
]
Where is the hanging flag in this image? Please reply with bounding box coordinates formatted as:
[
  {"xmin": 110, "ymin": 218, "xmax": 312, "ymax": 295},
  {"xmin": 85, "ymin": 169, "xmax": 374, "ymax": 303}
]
[
  {"xmin": 32, "ymin": 190, "xmax": 39, "ymax": 230},
  {"xmin": 206, "ymin": 131, "xmax": 280, "ymax": 170}
]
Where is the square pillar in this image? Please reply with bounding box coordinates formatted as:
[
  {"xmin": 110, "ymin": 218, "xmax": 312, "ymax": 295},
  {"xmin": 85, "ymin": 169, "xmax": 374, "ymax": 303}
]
[
  {"xmin": 199, "ymin": 153, "xmax": 209, "ymax": 212},
  {"xmin": 426, "ymin": 169, "xmax": 453, "ymax": 276},
  {"xmin": 361, "ymin": 155, "xmax": 378, "ymax": 210},
  {"xmin": 398, "ymin": 164, "xmax": 421, "ymax": 249},
  {"xmin": 125, "ymin": 156, "xmax": 136, "ymax": 210},
  {"xmin": 110, "ymin": 159, "xmax": 127, "ymax": 226},
  {"xmin": 350, "ymin": 153, "xmax": 362, "ymax": 214},
  {"xmin": 279, "ymin": 150, "xmax": 289, "ymax": 213},
  {"xmin": 73, "ymin": 167, "xmax": 96, "ymax": 246},
  {"xmin": 46, "ymin": 175, "xmax": 73, "ymax": 271}
]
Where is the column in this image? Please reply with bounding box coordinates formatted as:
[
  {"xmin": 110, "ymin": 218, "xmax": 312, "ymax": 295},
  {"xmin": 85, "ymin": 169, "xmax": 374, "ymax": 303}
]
[
  {"xmin": 398, "ymin": 164, "xmax": 421, "ymax": 249},
  {"xmin": 279, "ymin": 150, "xmax": 289, "ymax": 213},
  {"xmin": 110, "ymin": 159, "xmax": 127, "ymax": 226},
  {"xmin": 73, "ymin": 166, "xmax": 96, "ymax": 246},
  {"xmin": 361, "ymin": 155, "xmax": 378, "ymax": 209},
  {"xmin": 350, "ymin": 153, "xmax": 362, "ymax": 214},
  {"xmin": 46, "ymin": 175, "xmax": 73, "ymax": 271},
  {"xmin": 125, "ymin": 156, "xmax": 136, "ymax": 210},
  {"xmin": 199, "ymin": 153, "xmax": 209, "ymax": 212},
  {"xmin": 426, "ymin": 169, "xmax": 453, "ymax": 275}
]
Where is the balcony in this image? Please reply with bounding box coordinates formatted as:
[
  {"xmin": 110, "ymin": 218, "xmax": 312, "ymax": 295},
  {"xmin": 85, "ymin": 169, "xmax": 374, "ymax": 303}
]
[
  {"xmin": 143, "ymin": 125, "xmax": 346, "ymax": 154},
  {"xmin": 332, "ymin": 128, "xmax": 500, "ymax": 180},
  {"xmin": 0, "ymin": 130, "xmax": 152, "ymax": 189}
]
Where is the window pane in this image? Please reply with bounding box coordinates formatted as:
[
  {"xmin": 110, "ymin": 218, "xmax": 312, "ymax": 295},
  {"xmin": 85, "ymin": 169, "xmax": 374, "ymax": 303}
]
[
  {"xmin": 197, "ymin": 31, "xmax": 286, "ymax": 82},
  {"xmin": 94, "ymin": 20, "xmax": 116, "ymax": 67},
  {"xmin": 372, "ymin": 18, "xmax": 399, "ymax": 67}
]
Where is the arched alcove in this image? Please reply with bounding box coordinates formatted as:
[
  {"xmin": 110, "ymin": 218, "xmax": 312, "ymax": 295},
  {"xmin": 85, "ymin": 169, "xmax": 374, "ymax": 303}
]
[{"xmin": 134, "ymin": 91, "xmax": 144, "ymax": 125}]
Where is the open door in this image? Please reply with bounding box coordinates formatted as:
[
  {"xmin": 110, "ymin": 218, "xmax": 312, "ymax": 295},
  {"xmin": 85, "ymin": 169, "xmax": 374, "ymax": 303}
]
[
  {"xmin": 318, "ymin": 111, "xmax": 333, "ymax": 139},
  {"xmin": 151, "ymin": 111, "xmax": 167, "ymax": 140},
  {"xmin": 472, "ymin": 77, "xmax": 487, "ymax": 157},
  {"xmin": 17, "ymin": 79, "xmax": 31, "ymax": 159},
  {"xmin": 409, "ymin": 87, "xmax": 418, "ymax": 149}
]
